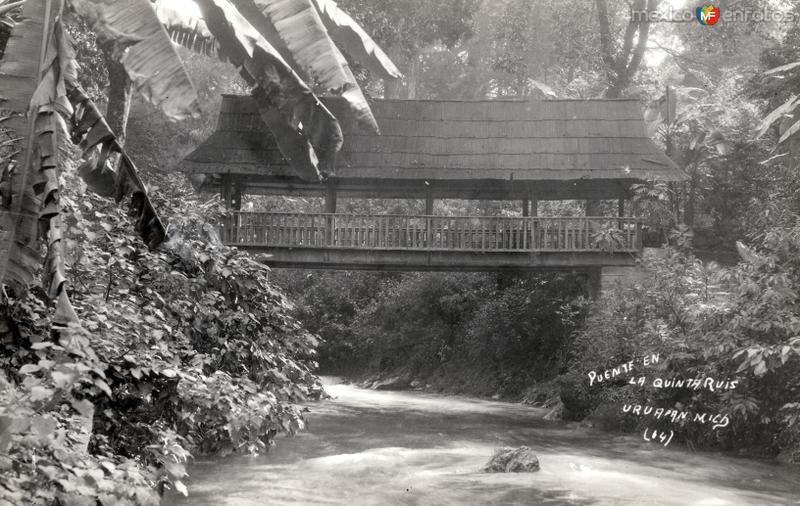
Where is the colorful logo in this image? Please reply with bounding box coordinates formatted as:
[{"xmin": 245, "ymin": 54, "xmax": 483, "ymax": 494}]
[{"xmin": 696, "ymin": 3, "xmax": 720, "ymax": 25}]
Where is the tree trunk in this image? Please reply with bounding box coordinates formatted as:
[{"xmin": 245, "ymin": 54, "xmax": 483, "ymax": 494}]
[
  {"xmin": 596, "ymin": 0, "xmax": 658, "ymax": 98},
  {"xmin": 101, "ymin": 42, "xmax": 133, "ymax": 146}
]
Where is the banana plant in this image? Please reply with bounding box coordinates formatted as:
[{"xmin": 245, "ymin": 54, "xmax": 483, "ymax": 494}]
[
  {"xmin": 0, "ymin": 0, "xmax": 398, "ymax": 324},
  {"xmin": 153, "ymin": 0, "xmax": 400, "ymax": 177}
]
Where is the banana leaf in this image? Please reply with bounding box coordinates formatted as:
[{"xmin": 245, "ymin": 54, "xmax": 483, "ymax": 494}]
[
  {"xmin": 69, "ymin": 0, "xmax": 200, "ymax": 121},
  {"xmin": 311, "ymin": 0, "xmax": 401, "ymax": 81},
  {"xmin": 194, "ymin": 0, "xmax": 343, "ymax": 180}
]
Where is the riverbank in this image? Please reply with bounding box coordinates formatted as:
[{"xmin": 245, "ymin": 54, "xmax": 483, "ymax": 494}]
[{"xmin": 353, "ymin": 362, "xmax": 563, "ymax": 408}]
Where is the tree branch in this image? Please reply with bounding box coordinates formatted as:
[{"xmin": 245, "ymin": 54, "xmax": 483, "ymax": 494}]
[
  {"xmin": 625, "ymin": 0, "xmax": 658, "ymax": 79},
  {"xmin": 604, "ymin": 0, "xmax": 659, "ymax": 97}
]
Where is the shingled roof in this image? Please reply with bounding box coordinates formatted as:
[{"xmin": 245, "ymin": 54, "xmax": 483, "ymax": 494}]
[{"xmin": 182, "ymin": 95, "xmax": 683, "ymax": 182}]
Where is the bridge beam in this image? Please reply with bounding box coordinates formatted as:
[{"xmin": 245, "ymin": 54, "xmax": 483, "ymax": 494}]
[{"xmin": 244, "ymin": 248, "xmax": 639, "ymax": 271}]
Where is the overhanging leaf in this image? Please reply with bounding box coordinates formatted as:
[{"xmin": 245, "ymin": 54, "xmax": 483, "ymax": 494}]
[
  {"xmin": 311, "ymin": 0, "xmax": 401, "ymax": 81},
  {"xmin": 69, "ymin": 0, "xmax": 201, "ymax": 120},
  {"xmin": 193, "ymin": 0, "xmax": 342, "ymax": 180},
  {"xmin": 65, "ymin": 84, "xmax": 167, "ymax": 249},
  {"xmin": 756, "ymin": 94, "xmax": 799, "ymax": 139},
  {"xmin": 243, "ymin": 0, "xmax": 379, "ymax": 132}
]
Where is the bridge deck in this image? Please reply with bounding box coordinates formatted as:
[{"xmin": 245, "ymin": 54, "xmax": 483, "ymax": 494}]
[{"xmin": 222, "ymin": 213, "xmax": 642, "ymax": 270}]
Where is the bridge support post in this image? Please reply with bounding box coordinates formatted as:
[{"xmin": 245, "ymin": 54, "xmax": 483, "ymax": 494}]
[
  {"xmin": 424, "ymin": 187, "xmax": 434, "ymax": 247},
  {"xmin": 232, "ymin": 183, "xmax": 242, "ymax": 211},
  {"xmin": 325, "ymin": 182, "xmax": 337, "ymax": 245},
  {"xmin": 425, "ymin": 187, "xmax": 433, "ymax": 215},
  {"xmin": 221, "ymin": 175, "xmax": 232, "ymax": 209}
]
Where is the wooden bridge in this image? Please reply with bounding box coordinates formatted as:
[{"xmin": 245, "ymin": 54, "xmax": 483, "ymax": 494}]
[
  {"xmin": 184, "ymin": 95, "xmax": 683, "ymax": 274},
  {"xmin": 221, "ymin": 212, "xmax": 642, "ymax": 270}
]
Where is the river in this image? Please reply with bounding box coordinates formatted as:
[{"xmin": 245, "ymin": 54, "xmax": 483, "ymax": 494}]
[{"xmin": 166, "ymin": 378, "xmax": 800, "ymax": 505}]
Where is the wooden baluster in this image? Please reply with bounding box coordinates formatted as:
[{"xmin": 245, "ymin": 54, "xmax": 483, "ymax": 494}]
[
  {"xmin": 484, "ymin": 219, "xmax": 488, "ymax": 249},
  {"xmin": 348, "ymin": 219, "xmax": 353, "ymax": 247}
]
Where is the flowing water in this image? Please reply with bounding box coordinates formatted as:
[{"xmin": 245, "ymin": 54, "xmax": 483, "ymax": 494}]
[{"xmin": 166, "ymin": 378, "xmax": 800, "ymax": 505}]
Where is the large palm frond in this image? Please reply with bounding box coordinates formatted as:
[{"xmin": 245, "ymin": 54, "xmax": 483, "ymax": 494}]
[
  {"xmin": 236, "ymin": 0, "xmax": 377, "ymax": 131},
  {"xmin": 311, "ymin": 0, "xmax": 400, "ymax": 81},
  {"xmin": 0, "ymin": 0, "xmax": 61, "ymax": 297},
  {"xmin": 193, "ymin": 0, "xmax": 343, "ymax": 180},
  {"xmin": 68, "ymin": 0, "xmax": 201, "ymax": 120}
]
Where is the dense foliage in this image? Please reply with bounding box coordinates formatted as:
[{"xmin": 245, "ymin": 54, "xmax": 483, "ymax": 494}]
[
  {"xmin": 562, "ymin": 208, "xmax": 800, "ymax": 459},
  {"xmin": 278, "ymin": 270, "xmax": 587, "ymax": 399},
  {"xmin": 0, "ymin": 168, "xmax": 322, "ymax": 504}
]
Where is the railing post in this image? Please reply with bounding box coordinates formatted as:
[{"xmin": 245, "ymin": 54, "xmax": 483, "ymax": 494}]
[
  {"xmin": 522, "ymin": 218, "xmax": 527, "ymax": 250},
  {"xmin": 325, "ymin": 213, "xmax": 333, "ymax": 246},
  {"xmin": 426, "ymin": 215, "xmax": 432, "ymax": 249}
]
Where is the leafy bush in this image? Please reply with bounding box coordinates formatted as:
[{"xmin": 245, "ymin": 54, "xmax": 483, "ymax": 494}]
[
  {"xmin": 563, "ymin": 232, "xmax": 800, "ymax": 459},
  {"xmin": 283, "ymin": 270, "xmax": 586, "ymax": 399},
  {"xmin": 0, "ymin": 170, "xmax": 322, "ymax": 503}
]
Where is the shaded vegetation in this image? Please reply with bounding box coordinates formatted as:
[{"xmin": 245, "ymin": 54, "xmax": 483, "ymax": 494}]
[
  {"xmin": 277, "ymin": 270, "xmax": 588, "ymax": 400},
  {"xmin": 1, "ymin": 168, "xmax": 322, "ymax": 503}
]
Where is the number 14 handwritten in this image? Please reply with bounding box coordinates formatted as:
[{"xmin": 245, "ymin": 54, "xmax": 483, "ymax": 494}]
[{"xmin": 643, "ymin": 428, "xmax": 674, "ymax": 447}]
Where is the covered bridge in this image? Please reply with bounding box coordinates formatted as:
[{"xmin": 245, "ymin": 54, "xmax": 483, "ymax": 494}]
[{"xmin": 182, "ymin": 95, "xmax": 683, "ymax": 272}]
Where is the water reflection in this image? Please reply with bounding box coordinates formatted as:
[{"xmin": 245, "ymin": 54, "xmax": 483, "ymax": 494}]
[{"xmin": 166, "ymin": 378, "xmax": 800, "ymax": 505}]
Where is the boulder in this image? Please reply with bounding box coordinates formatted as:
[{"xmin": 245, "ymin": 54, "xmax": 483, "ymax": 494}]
[{"xmin": 483, "ymin": 446, "xmax": 540, "ymax": 473}]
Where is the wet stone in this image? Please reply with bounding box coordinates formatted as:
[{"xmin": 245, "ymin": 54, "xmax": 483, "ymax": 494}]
[{"xmin": 483, "ymin": 446, "xmax": 540, "ymax": 473}]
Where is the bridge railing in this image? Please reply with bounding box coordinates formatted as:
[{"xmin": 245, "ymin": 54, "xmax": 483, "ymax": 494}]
[{"xmin": 222, "ymin": 212, "xmax": 642, "ymax": 253}]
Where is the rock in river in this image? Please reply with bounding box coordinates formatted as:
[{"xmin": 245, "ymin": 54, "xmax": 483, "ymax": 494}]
[{"xmin": 483, "ymin": 446, "xmax": 540, "ymax": 473}]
